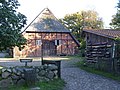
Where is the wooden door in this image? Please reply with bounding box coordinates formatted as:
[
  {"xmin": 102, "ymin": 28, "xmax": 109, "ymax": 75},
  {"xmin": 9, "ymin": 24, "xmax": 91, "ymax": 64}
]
[{"xmin": 42, "ymin": 40, "xmax": 57, "ymax": 56}]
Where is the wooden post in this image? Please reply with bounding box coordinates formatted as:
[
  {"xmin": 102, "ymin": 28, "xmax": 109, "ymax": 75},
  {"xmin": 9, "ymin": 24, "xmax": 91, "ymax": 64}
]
[
  {"xmin": 61, "ymin": 33, "xmax": 62, "ymax": 54},
  {"xmin": 35, "ymin": 33, "xmax": 37, "ymax": 57},
  {"xmin": 56, "ymin": 33, "xmax": 58, "ymax": 55},
  {"xmin": 112, "ymin": 42, "xmax": 116, "ymax": 58},
  {"xmin": 41, "ymin": 33, "xmax": 43, "ymax": 65},
  {"xmin": 67, "ymin": 34, "xmax": 68, "ymax": 55}
]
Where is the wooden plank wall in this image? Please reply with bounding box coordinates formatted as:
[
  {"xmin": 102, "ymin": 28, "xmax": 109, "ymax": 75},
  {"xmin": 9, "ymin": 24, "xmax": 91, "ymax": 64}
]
[{"xmin": 85, "ymin": 32, "xmax": 120, "ymax": 74}]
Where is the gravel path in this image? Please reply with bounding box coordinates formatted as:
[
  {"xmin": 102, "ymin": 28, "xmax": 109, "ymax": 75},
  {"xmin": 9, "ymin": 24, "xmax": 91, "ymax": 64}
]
[{"xmin": 61, "ymin": 58, "xmax": 120, "ymax": 90}]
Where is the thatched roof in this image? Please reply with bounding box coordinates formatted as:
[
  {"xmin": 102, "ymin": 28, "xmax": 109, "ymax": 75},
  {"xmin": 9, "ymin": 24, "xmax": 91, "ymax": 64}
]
[
  {"xmin": 83, "ymin": 29, "xmax": 120, "ymax": 39},
  {"xmin": 24, "ymin": 8, "xmax": 70, "ymax": 33}
]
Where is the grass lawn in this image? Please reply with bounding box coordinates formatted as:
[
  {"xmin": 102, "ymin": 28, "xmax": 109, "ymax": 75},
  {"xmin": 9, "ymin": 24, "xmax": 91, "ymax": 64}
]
[
  {"xmin": 7, "ymin": 79, "xmax": 65, "ymax": 90},
  {"xmin": 76, "ymin": 57, "xmax": 120, "ymax": 82}
]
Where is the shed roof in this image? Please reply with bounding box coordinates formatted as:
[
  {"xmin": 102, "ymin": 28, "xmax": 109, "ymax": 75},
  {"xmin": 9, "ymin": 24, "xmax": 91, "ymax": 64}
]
[
  {"xmin": 83, "ymin": 29, "xmax": 120, "ymax": 39},
  {"xmin": 23, "ymin": 8, "xmax": 70, "ymax": 33}
]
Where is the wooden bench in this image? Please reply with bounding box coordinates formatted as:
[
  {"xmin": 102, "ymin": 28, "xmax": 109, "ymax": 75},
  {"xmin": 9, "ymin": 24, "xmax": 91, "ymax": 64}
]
[{"xmin": 20, "ymin": 59, "xmax": 33, "ymax": 67}]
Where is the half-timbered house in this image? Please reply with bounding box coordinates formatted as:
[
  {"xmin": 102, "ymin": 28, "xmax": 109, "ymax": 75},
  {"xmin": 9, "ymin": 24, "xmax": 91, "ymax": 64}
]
[{"xmin": 14, "ymin": 8, "xmax": 80, "ymax": 57}]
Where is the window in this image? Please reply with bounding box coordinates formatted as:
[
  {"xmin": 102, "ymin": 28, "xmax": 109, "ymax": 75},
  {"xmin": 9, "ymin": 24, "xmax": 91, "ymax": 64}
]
[
  {"xmin": 36, "ymin": 40, "xmax": 42, "ymax": 45},
  {"xmin": 55, "ymin": 40, "xmax": 61, "ymax": 45}
]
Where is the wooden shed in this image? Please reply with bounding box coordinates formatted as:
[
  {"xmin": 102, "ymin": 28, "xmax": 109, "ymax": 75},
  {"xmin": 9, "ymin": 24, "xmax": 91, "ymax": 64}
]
[
  {"xmin": 14, "ymin": 8, "xmax": 80, "ymax": 57},
  {"xmin": 83, "ymin": 29, "xmax": 120, "ymax": 72}
]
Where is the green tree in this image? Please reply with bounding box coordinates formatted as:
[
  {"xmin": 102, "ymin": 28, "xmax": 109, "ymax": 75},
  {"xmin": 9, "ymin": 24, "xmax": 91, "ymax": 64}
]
[
  {"xmin": 60, "ymin": 10, "xmax": 103, "ymax": 56},
  {"xmin": 110, "ymin": 0, "xmax": 120, "ymax": 29},
  {"xmin": 0, "ymin": 0, "xmax": 27, "ymax": 52},
  {"xmin": 60, "ymin": 10, "xmax": 103, "ymax": 41}
]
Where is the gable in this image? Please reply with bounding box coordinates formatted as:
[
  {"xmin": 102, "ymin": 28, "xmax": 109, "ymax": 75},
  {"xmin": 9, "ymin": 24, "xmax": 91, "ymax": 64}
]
[{"xmin": 24, "ymin": 8, "xmax": 70, "ymax": 33}]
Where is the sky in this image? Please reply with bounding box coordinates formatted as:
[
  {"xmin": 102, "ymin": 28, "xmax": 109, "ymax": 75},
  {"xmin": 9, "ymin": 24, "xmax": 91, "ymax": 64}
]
[{"xmin": 18, "ymin": 0, "xmax": 118, "ymax": 29}]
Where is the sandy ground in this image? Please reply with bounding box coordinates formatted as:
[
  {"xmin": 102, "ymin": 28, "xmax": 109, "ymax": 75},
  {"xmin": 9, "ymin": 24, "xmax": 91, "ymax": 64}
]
[{"xmin": 0, "ymin": 56, "xmax": 69, "ymax": 67}]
